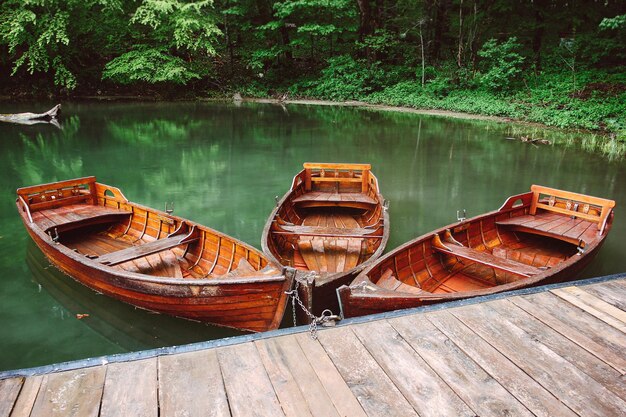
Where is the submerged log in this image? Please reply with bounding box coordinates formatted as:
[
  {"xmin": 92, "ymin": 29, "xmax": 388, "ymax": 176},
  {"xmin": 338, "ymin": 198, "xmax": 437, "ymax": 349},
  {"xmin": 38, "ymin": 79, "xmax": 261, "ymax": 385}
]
[{"xmin": 0, "ymin": 104, "xmax": 61, "ymax": 126}]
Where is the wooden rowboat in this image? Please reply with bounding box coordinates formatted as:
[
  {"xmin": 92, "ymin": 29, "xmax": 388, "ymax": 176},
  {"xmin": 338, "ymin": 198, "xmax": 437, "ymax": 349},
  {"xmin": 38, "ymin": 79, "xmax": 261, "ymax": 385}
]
[
  {"xmin": 262, "ymin": 163, "xmax": 389, "ymax": 321},
  {"xmin": 16, "ymin": 177, "xmax": 292, "ymax": 332},
  {"xmin": 338, "ymin": 185, "xmax": 615, "ymax": 318}
]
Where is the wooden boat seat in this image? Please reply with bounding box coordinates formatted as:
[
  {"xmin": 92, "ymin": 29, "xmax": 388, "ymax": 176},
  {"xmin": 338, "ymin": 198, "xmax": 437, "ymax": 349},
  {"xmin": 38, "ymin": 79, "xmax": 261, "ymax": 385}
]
[
  {"xmin": 376, "ymin": 269, "xmax": 424, "ymax": 294},
  {"xmin": 496, "ymin": 212, "xmax": 598, "ymax": 246},
  {"xmin": 432, "ymin": 234, "xmax": 541, "ymax": 277},
  {"xmin": 496, "ymin": 185, "xmax": 614, "ymax": 246},
  {"xmin": 293, "ymin": 192, "xmax": 377, "ymax": 208},
  {"xmin": 97, "ymin": 226, "xmax": 200, "ymax": 266},
  {"xmin": 273, "ymin": 223, "xmax": 382, "ymax": 239},
  {"xmin": 31, "ymin": 204, "xmax": 131, "ymax": 233}
]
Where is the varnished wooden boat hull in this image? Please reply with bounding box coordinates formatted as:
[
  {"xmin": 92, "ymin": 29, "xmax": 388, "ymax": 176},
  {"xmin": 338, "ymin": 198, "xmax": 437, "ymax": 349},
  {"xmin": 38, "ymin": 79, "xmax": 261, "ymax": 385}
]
[
  {"xmin": 17, "ymin": 177, "xmax": 292, "ymax": 333},
  {"xmin": 262, "ymin": 163, "xmax": 389, "ymax": 321},
  {"xmin": 338, "ymin": 187, "xmax": 615, "ymax": 319}
]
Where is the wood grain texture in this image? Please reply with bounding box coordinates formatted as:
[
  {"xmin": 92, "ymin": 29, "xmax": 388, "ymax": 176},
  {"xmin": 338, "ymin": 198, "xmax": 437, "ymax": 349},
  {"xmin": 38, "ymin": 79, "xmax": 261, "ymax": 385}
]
[
  {"xmin": 389, "ymin": 316, "xmax": 535, "ymax": 417},
  {"xmin": 511, "ymin": 292, "xmax": 626, "ymax": 374},
  {"xmin": 585, "ymin": 280, "xmax": 626, "ymax": 310},
  {"xmin": 427, "ymin": 310, "xmax": 577, "ymax": 417},
  {"xmin": 7, "ymin": 375, "xmax": 42, "ymax": 417},
  {"xmin": 100, "ymin": 360, "xmax": 157, "ymax": 417},
  {"xmin": 294, "ymin": 333, "xmax": 367, "ymax": 417},
  {"xmin": 0, "ymin": 378, "xmax": 23, "ymax": 417},
  {"xmin": 316, "ymin": 326, "xmax": 419, "ymax": 417},
  {"xmin": 550, "ymin": 286, "xmax": 626, "ymax": 331},
  {"xmin": 488, "ymin": 298, "xmax": 626, "ymax": 398},
  {"xmin": 256, "ymin": 336, "xmax": 343, "ymax": 417},
  {"xmin": 217, "ymin": 343, "xmax": 284, "ymax": 417},
  {"xmin": 30, "ymin": 367, "xmax": 105, "ymax": 417},
  {"xmin": 158, "ymin": 350, "xmax": 229, "ymax": 417},
  {"xmin": 451, "ymin": 303, "xmax": 626, "ymax": 416},
  {"xmin": 352, "ymin": 320, "xmax": 475, "ymax": 417}
]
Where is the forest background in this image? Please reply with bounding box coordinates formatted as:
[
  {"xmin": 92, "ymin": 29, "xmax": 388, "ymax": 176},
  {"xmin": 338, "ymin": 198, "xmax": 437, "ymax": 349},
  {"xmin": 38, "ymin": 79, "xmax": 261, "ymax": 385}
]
[{"xmin": 0, "ymin": 0, "xmax": 624, "ymax": 139}]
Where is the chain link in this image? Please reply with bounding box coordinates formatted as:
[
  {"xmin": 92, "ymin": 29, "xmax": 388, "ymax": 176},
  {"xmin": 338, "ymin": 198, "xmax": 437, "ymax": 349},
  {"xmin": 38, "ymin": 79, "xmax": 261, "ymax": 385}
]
[{"xmin": 285, "ymin": 280, "xmax": 340, "ymax": 339}]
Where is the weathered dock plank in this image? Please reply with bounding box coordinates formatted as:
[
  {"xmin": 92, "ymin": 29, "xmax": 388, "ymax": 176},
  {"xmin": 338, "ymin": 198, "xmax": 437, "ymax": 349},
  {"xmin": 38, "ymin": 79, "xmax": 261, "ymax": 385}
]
[
  {"xmin": 511, "ymin": 292, "xmax": 626, "ymax": 374},
  {"xmin": 352, "ymin": 320, "xmax": 475, "ymax": 417},
  {"xmin": 585, "ymin": 280, "xmax": 626, "ymax": 310},
  {"xmin": 31, "ymin": 367, "xmax": 105, "ymax": 417},
  {"xmin": 7, "ymin": 375, "xmax": 42, "ymax": 417},
  {"xmin": 1, "ymin": 275, "xmax": 625, "ymax": 417},
  {"xmin": 452, "ymin": 302, "xmax": 626, "ymax": 417},
  {"xmin": 551, "ymin": 286, "xmax": 626, "ymax": 331},
  {"xmin": 0, "ymin": 377, "xmax": 23, "ymax": 417},
  {"xmin": 217, "ymin": 342, "xmax": 284, "ymax": 417},
  {"xmin": 427, "ymin": 310, "xmax": 577, "ymax": 417},
  {"xmin": 293, "ymin": 333, "xmax": 367, "ymax": 417},
  {"xmin": 389, "ymin": 316, "xmax": 534, "ymax": 417},
  {"xmin": 100, "ymin": 359, "xmax": 157, "ymax": 417},
  {"xmin": 158, "ymin": 350, "xmax": 230, "ymax": 417},
  {"xmin": 489, "ymin": 298, "xmax": 626, "ymax": 399},
  {"xmin": 317, "ymin": 326, "xmax": 419, "ymax": 417}
]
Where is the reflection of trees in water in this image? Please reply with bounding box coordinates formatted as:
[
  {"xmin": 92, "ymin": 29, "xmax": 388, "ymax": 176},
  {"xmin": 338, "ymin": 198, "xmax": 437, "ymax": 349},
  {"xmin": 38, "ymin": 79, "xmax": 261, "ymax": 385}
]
[{"xmin": 7, "ymin": 116, "xmax": 83, "ymax": 186}]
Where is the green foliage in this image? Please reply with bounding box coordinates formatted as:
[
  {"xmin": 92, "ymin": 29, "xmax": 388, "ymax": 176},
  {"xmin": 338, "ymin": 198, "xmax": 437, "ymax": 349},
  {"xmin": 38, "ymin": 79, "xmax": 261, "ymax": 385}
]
[
  {"xmin": 599, "ymin": 14, "xmax": 626, "ymax": 30},
  {"xmin": 102, "ymin": 47, "xmax": 200, "ymax": 84},
  {"xmin": 477, "ymin": 37, "xmax": 525, "ymax": 92},
  {"xmin": 290, "ymin": 55, "xmax": 392, "ymax": 101}
]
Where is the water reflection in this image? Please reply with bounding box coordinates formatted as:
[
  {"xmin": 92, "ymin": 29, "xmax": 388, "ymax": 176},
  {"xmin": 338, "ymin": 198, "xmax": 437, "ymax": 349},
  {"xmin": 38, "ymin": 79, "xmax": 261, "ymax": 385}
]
[{"xmin": 1, "ymin": 101, "xmax": 624, "ymax": 371}]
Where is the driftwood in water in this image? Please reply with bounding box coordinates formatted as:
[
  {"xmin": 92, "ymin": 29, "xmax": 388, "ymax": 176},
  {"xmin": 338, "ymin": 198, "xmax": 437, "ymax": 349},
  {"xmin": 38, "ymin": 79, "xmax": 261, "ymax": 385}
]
[
  {"xmin": 506, "ymin": 135, "xmax": 551, "ymax": 145},
  {"xmin": 0, "ymin": 104, "xmax": 61, "ymax": 127}
]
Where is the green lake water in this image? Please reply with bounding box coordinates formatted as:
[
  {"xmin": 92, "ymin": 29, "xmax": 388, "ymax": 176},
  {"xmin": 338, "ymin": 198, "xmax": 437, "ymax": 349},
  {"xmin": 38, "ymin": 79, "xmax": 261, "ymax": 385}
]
[{"xmin": 0, "ymin": 101, "xmax": 624, "ymax": 371}]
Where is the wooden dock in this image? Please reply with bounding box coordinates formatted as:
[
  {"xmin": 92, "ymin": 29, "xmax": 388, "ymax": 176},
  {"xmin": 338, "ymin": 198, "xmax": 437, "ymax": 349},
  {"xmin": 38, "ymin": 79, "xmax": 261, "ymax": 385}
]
[{"xmin": 1, "ymin": 274, "xmax": 625, "ymax": 417}]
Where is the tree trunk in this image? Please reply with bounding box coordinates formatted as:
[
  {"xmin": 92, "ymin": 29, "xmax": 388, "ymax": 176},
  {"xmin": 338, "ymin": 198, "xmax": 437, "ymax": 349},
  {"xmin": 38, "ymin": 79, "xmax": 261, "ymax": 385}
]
[
  {"xmin": 0, "ymin": 104, "xmax": 61, "ymax": 126},
  {"xmin": 457, "ymin": 0, "xmax": 464, "ymax": 67},
  {"xmin": 532, "ymin": 0, "xmax": 547, "ymax": 71}
]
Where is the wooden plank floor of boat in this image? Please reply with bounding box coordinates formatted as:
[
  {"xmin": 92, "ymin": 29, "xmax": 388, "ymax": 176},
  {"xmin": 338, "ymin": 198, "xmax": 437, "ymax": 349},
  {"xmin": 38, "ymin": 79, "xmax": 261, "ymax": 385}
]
[
  {"xmin": 63, "ymin": 232, "xmax": 184, "ymax": 278},
  {"xmin": 2, "ymin": 275, "xmax": 625, "ymax": 416},
  {"xmin": 297, "ymin": 212, "xmax": 362, "ymax": 274}
]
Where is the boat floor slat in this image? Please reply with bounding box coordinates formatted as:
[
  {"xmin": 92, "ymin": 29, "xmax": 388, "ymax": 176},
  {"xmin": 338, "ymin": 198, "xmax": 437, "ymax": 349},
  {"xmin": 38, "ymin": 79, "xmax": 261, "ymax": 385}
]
[
  {"xmin": 31, "ymin": 203, "xmax": 130, "ymax": 232},
  {"xmin": 497, "ymin": 212, "xmax": 599, "ymax": 244},
  {"xmin": 293, "ymin": 192, "xmax": 377, "ymax": 206}
]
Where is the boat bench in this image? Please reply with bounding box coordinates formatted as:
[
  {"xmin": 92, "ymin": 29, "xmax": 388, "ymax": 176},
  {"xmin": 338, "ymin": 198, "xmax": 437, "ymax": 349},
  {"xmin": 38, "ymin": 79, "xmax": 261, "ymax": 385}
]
[
  {"xmin": 292, "ymin": 192, "xmax": 378, "ymax": 208},
  {"xmin": 272, "ymin": 223, "xmax": 382, "ymax": 239},
  {"xmin": 97, "ymin": 227, "xmax": 200, "ymax": 266},
  {"xmin": 18, "ymin": 176, "xmax": 131, "ymax": 233},
  {"xmin": 496, "ymin": 185, "xmax": 615, "ymax": 245},
  {"xmin": 432, "ymin": 234, "xmax": 541, "ymax": 277},
  {"xmin": 31, "ymin": 204, "xmax": 131, "ymax": 233}
]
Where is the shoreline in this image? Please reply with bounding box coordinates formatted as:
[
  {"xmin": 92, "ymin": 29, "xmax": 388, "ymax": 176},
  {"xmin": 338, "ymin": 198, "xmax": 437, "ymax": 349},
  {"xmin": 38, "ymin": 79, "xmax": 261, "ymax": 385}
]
[{"xmin": 0, "ymin": 95, "xmax": 617, "ymax": 141}]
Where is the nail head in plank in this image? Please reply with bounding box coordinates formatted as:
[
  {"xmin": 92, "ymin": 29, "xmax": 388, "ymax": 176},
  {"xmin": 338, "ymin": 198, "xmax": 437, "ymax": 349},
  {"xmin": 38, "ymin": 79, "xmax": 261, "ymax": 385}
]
[
  {"xmin": 158, "ymin": 350, "xmax": 229, "ymax": 417},
  {"xmin": 217, "ymin": 343, "xmax": 285, "ymax": 417},
  {"xmin": 294, "ymin": 333, "xmax": 367, "ymax": 417},
  {"xmin": 426, "ymin": 310, "xmax": 577, "ymax": 417},
  {"xmin": 100, "ymin": 359, "xmax": 157, "ymax": 417},
  {"xmin": 30, "ymin": 367, "xmax": 105, "ymax": 417},
  {"xmin": 316, "ymin": 326, "xmax": 419, "ymax": 417}
]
